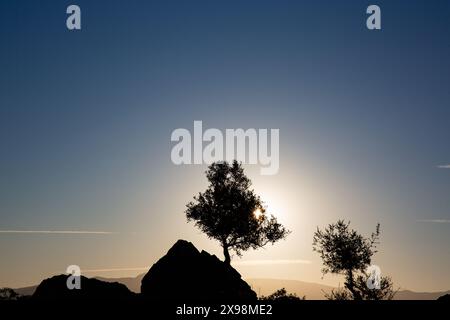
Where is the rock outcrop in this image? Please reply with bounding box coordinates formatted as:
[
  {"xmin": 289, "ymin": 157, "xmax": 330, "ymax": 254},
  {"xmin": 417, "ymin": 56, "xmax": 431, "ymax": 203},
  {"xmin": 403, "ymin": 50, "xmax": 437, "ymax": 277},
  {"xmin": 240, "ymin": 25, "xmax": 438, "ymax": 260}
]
[{"xmin": 141, "ymin": 239, "xmax": 257, "ymax": 301}]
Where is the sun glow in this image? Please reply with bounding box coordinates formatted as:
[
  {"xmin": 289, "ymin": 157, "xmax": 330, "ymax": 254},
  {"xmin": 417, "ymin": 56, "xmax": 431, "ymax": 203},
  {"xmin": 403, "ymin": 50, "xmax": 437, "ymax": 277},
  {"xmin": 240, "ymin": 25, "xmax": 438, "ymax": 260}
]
[
  {"xmin": 254, "ymin": 208, "xmax": 263, "ymax": 219},
  {"xmin": 256, "ymin": 187, "xmax": 294, "ymax": 223}
]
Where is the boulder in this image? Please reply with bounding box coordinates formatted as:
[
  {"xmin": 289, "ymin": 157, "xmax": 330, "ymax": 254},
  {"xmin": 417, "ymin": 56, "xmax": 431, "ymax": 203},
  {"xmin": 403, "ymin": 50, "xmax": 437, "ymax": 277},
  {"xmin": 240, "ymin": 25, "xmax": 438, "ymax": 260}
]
[{"xmin": 141, "ymin": 239, "xmax": 257, "ymax": 301}]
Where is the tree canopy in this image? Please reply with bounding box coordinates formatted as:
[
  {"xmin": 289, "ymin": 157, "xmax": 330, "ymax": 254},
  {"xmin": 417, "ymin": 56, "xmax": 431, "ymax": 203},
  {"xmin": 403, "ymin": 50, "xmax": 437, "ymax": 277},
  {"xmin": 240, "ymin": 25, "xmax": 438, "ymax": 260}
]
[
  {"xmin": 313, "ymin": 220, "xmax": 396, "ymax": 300},
  {"xmin": 186, "ymin": 161, "xmax": 289, "ymax": 264}
]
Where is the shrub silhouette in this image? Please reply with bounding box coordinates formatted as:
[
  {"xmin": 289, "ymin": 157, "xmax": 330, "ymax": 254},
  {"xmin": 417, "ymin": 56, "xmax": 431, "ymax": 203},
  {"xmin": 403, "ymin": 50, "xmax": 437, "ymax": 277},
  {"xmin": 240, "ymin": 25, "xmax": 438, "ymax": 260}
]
[
  {"xmin": 0, "ymin": 288, "xmax": 20, "ymax": 300},
  {"xmin": 185, "ymin": 160, "xmax": 289, "ymax": 264},
  {"xmin": 324, "ymin": 275, "xmax": 396, "ymax": 300},
  {"xmin": 313, "ymin": 220, "xmax": 396, "ymax": 300},
  {"xmin": 260, "ymin": 288, "xmax": 304, "ymax": 301}
]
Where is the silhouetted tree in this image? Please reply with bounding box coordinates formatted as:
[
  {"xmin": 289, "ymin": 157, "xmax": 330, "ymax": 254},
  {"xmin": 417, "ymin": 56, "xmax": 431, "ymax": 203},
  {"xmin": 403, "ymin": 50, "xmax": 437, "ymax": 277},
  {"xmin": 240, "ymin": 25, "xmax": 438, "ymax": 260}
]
[
  {"xmin": 313, "ymin": 220, "xmax": 396, "ymax": 300},
  {"xmin": 186, "ymin": 161, "xmax": 289, "ymax": 265}
]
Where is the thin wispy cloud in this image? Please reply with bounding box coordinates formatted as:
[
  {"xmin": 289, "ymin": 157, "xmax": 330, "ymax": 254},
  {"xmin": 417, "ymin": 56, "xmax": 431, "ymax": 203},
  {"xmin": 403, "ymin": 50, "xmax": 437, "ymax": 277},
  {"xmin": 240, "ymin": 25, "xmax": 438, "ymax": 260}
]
[
  {"xmin": 232, "ymin": 259, "xmax": 312, "ymax": 266},
  {"xmin": 416, "ymin": 219, "xmax": 450, "ymax": 224},
  {"xmin": 0, "ymin": 230, "xmax": 116, "ymax": 234},
  {"xmin": 437, "ymin": 164, "xmax": 450, "ymax": 169}
]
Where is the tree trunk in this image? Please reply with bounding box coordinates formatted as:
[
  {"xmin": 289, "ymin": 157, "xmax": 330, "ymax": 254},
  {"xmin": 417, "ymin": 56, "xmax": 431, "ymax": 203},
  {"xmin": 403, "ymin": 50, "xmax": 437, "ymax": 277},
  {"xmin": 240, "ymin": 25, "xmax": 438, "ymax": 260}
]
[
  {"xmin": 223, "ymin": 244, "xmax": 231, "ymax": 265},
  {"xmin": 345, "ymin": 269, "xmax": 362, "ymax": 300}
]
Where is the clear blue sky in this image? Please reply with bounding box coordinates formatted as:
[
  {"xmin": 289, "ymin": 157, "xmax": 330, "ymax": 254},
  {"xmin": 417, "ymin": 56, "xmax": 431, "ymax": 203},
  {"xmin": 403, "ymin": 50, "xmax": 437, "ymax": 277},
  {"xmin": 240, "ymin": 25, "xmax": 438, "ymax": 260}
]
[{"xmin": 1, "ymin": 0, "xmax": 449, "ymax": 291}]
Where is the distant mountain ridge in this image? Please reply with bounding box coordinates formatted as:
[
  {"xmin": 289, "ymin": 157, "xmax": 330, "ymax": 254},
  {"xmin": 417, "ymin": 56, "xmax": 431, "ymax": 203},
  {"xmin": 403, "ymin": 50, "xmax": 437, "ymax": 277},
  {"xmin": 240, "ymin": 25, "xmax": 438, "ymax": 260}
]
[
  {"xmin": 14, "ymin": 275, "xmax": 450, "ymax": 300},
  {"xmin": 246, "ymin": 278, "xmax": 450, "ymax": 300}
]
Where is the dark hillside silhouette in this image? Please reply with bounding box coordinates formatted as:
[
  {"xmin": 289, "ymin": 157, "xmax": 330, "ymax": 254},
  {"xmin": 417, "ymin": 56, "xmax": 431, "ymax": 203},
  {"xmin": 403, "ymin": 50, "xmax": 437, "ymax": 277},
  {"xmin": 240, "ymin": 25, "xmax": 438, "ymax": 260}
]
[
  {"xmin": 11, "ymin": 277, "xmax": 450, "ymax": 300},
  {"xmin": 141, "ymin": 239, "xmax": 256, "ymax": 301},
  {"xmin": 437, "ymin": 294, "xmax": 450, "ymax": 302}
]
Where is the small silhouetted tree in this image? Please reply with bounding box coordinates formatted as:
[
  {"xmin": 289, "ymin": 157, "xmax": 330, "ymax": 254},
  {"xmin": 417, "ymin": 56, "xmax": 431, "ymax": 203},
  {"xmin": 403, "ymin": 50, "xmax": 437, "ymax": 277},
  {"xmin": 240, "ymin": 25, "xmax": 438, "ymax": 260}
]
[
  {"xmin": 186, "ymin": 161, "xmax": 289, "ymax": 265},
  {"xmin": 313, "ymin": 220, "xmax": 396, "ymax": 300}
]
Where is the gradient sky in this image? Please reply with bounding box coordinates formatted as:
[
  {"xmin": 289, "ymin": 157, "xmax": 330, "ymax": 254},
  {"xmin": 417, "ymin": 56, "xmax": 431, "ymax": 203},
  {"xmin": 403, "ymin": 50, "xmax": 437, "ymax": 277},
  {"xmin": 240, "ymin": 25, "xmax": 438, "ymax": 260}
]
[{"xmin": 1, "ymin": 0, "xmax": 450, "ymax": 292}]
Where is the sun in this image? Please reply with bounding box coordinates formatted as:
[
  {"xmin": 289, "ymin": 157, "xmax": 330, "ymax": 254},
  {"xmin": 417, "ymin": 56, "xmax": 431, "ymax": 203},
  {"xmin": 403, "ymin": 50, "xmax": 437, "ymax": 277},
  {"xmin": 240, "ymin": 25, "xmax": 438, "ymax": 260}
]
[{"xmin": 254, "ymin": 208, "xmax": 263, "ymax": 219}]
